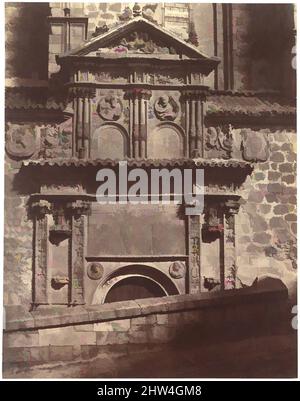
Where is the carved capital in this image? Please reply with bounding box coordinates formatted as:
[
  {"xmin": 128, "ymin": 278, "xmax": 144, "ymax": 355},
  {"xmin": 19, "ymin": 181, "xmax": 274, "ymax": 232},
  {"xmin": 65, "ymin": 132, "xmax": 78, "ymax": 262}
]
[
  {"xmin": 68, "ymin": 86, "xmax": 96, "ymax": 100},
  {"xmin": 180, "ymin": 89, "xmax": 208, "ymax": 102},
  {"xmin": 124, "ymin": 88, "xmax": 152, "ymax": 100},
  {"xmin": 30, "ymin": 200, "xmax": 52, "ymax": 218},
  {"xmin": 66, "ymin": 200, "xmax": 91, "ymax": 217}
]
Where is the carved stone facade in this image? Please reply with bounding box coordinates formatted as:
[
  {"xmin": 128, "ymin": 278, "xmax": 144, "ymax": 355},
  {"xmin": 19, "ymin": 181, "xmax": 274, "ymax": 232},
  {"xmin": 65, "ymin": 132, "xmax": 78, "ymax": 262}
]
[{"xmin": 3, "ymin": 3, "xmax": 297, "ymax": 375}]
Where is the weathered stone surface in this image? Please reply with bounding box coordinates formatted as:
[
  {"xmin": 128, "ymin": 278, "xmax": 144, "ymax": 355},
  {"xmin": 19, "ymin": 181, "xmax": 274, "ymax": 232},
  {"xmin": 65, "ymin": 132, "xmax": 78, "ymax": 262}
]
[
  {"xmin": 267, "ymin": 183, "xmax": 283, "ymax": 194},
  {"xmin": 49, "ymin": 346, "xmax": 73, "ymax": 362},
  {"xmin": 270, "ymin": 217, "xmax": 288, "ymax": 229},
  {"xmin": 268, "ymin": 171, "xmax": 281, "ymax": 181},
  {"xmin": 253, "ymin": 232, "xmax": 271, "ymax": 244},
  {"xmin": 248, "ymin": 190, "xmax": 264, "ymax": 202},
  {"xmin": 273, "ymin": 205, "xmax": 289, "ymax": 215},
  {"xmin": 39, "ymin": 326, "xmax": 96, "ymax": 346},
  {"xmin": 94, "ymin": 319, "xmax": 131, "ymax": 332},
  {"xmin": 285, "ymin": 214, "xmax": 297, "ymax": 222},
  {"xmin": 270, "ymin": 152, "xmax": 284, "ymax": 162},
  {"xmin": 4, "ymin": 331, "xmax": 39, "ymax": 348},
  {"xmin": 282, "ymin": 175, "xmax": 295, "ymax": 184},
  {"xmin": 279, "ymin": 163, "xmax": 294, "ymax": 173}
]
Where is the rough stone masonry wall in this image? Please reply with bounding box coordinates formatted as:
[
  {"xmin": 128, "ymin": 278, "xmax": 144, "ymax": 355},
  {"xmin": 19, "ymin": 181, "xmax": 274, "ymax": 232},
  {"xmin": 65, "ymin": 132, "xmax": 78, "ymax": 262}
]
[
  {"xmin": 236, "ymin": 129, "xmax": 297, "ymax": 300},
  {"xmin": 4, "ymin": 156, "xmax": 33, "ymax": 306}
]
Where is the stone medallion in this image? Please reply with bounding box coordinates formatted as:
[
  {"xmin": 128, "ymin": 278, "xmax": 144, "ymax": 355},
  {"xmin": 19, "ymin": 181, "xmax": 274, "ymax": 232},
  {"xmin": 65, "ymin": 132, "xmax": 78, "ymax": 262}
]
[
  {"xmin": 169, "ymin": 261, "xmax": 186, "ymax": 279},
  {"xmin": 154, "ymin": 95, "xmax": 179, "ymax": 121},
  {"xmin": 5, "ymin": 124, "xmax": 36, "ymax": 159},
  {"xmin": 87, "ymin": 262, "xmax": 104, "ymax": 280},
  {"xmin": 97, "ymin": 95, "xmax": 122, "ymax": 121}
]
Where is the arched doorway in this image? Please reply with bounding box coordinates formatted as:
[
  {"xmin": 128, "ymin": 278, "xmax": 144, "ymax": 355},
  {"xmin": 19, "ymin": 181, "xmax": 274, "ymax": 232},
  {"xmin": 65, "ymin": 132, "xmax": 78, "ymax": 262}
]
[
  {"xmin": 104, "ymin": 275, "xmax": 166, "ymax": 303},
  {"xmin": 92, "ymin": 264, "xmax": 180, "ymax": 304}
]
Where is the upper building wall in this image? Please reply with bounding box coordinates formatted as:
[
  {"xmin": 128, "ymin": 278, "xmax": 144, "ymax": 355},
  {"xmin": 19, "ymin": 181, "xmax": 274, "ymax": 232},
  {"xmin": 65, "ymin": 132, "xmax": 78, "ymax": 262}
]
[{"xmin": 5, "ymin": 2, "xmax": 296, "ymax": 94}]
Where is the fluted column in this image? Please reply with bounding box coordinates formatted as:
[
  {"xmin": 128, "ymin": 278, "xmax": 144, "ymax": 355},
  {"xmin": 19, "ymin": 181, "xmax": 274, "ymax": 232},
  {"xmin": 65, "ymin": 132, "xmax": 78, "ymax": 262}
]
[
  {"xmin": 125, "ymin": 88, "xmax": 152, "ymax": 158},
  {"xmin": 181, "ymin": 89, "xmax": 207, "ymax": 158},
  {"xmin": 70, "ymin": 87, "xmax": 95, "ymax": 158}
]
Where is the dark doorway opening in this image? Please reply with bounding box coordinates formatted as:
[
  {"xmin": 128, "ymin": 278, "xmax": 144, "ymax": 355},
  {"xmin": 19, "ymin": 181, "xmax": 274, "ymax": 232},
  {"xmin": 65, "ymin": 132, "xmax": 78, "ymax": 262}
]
[{"xmin": 104, "ymin": 276, "xmax": 166, "ymax": 303}]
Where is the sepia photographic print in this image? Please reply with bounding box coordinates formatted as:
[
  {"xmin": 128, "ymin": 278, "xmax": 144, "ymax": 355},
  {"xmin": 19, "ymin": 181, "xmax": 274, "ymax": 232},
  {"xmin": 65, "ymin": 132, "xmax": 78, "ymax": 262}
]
[{"xmin": 2, "ymin": 1, "xmax": 298, "ymax": 381}]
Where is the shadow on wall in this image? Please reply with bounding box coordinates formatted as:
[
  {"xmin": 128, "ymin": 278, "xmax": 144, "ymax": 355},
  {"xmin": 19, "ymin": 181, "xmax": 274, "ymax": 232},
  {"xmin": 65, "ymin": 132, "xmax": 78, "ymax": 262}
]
[
  {"xmin": 245, "ymin": 4, "xmax": 295, "ymax": 92},
  {"xmin": 5, "ymin": 2, "xmax": 50, "ymax": 81}
]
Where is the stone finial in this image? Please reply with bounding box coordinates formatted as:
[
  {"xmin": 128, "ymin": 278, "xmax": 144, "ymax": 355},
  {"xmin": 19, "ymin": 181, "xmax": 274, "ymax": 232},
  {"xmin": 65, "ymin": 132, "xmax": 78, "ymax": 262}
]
[{"xmin": 133, "ymin": 3, "xmax": 142, "ymax": 17}]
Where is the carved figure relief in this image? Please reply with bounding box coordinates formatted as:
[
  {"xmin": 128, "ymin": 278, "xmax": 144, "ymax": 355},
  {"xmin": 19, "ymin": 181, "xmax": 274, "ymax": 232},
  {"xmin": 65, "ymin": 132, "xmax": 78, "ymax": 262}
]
[
  {"xmin": 39, "ymin": 123, "xmax": 72, "ymax": 159},
  {"xmin": 87, "ymin": 262, "xmax": 104, "ymax": 280},
  {"xmin": 154, "ymin": 95, "xmax": 179, "ymax": 121},
  {"xmin": 169, "ymin": 261, "xmax": 186, "ymax": 279},
  {"xmin": 107, "ymin": 32, "xmax": 176, "ymax": 55},
  {"xmin": 5, "ymin": 124, "xmax": 36, "ymax": 159},
  {"xmin": 241, "ymin": 129, "xmax": 269, "ymax": 162},
  {"xmin": 97, "ymin": 95, "xmax": 122, "ymax": 121},
  {"xmin": 205, "ymin": 125, "xmax": 233, "ymax": 159}
]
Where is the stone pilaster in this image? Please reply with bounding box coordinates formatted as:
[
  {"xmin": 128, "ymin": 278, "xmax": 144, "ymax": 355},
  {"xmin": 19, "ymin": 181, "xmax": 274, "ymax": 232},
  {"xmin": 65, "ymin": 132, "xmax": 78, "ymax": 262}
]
[
  {"xmin": 181, "ymin": 89, "xmax": 207, "ymax": 158},
  {"xmin": 69, "ymin": 87, "xmax": 95, "ymax": 158},
  {"xmin": 31, "ymin": 200, "xmax": 52, "ymax": 306},
  {"xmin": 125, "ymin": 88, "xmax": 152, "ymax": 158},
  {"xmin": 187, "ymin": 214, "xmax": 202, "ymax": 293},
  {"xmin": 66, "ymin": 200, "xmax": 91, "ymax": 305},
  {"xmin": 220, "ymin": 198, "xmax": 240, "ymax": 290}
]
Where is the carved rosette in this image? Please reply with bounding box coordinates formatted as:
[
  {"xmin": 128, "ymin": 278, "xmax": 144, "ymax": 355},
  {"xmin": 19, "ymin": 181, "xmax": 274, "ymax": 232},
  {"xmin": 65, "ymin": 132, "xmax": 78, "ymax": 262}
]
[
  {"xmin": 180, "ymin": 89, "xmax": 208, "ymax": 158},
  {"xmin": 124, "ymin": 88, "xmax": 152, "ymax": 158}
]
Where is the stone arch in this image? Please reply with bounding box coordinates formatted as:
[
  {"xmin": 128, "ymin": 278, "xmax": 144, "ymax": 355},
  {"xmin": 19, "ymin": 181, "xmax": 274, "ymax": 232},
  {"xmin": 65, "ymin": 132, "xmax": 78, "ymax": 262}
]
[
  {"xmin": 91, "ymin": 122, "xmax": 129, "ymax": 159},
  {"xmin": 148, "ymin": 123, "xmax": 185, "ymax": 159},
  {"xmin": 92, "ymin": 264, "xmax": 180, "ymax": 304}
]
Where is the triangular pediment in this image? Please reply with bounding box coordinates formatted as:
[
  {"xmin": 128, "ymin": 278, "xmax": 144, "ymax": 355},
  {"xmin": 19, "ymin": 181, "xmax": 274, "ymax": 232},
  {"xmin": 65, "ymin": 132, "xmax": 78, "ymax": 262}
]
[{"xmin": 60, "ymin": 17, "xmax": 214, "ymax": 60}]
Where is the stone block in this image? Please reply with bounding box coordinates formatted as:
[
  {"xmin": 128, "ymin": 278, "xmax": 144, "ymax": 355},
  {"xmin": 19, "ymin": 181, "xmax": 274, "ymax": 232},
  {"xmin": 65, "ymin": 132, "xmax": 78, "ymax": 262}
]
[
  {"xmin": 270, "ymin": 217, "xmax": 288, "ymax": 229},
  {"xmin": 285, "ymin": 213, "xmax": 297, "ymax": 222},
  {"xmin": 128, "ymin": 330, "xmax": 148, "ymax": 344},
  {"xmin": 282, "ymin": 175, "xmax": 295, "ymax": 184},
  {"xmin": 73, "ymin": 324, "xmax": 94, "ymax": 332},
  {"xmin": 39, "ymin": 326, "xmax": 96, "ymax": 346},
  {"xmin": 248, "ymin": 190, "xmax": 264, "ymax": 203},
  {"xmin": 96, "ymin": 331, "xmax": 130, "ymax": 345},
  {"xmin": 81, "ymin": 345, "xmax": 99, "ymax": 360},
  {"xmin": 94, "ymin": 319, "xmax": 131, "ymax": 332},
  {"xmin": 29, "ymin": 346, "xmax": 50, "ymax": 363},
  {"xmin": 49, "ymin": 345, "xmax": 73, "ymax": 362},
  {"xmin": 268, "ymin": 171, "xmax": 281, "ymax": 181},
  {"xmin": 156, "ymin": 314, "xmax": 168, "ymax": 325},
  {"xmin": 270, "ymin": 152, "xmax": 284, "ymax": 162},
  {"xmin": 148, "ymin": 326, "xmax": 173, "ymax": 343},
  {"xmin": 267, "ymin": 183, "xmax": 283, "ymax": 194},
  {"xmin": 273, "ymin": 205, "xmax": 289, "ymax": 215},
  {"xmin": 279, "ymin": 163, "xmax": 294, "ymax": 173},
  {"xmin": 3, "ymin": 347, "xmax": 31, "ymax": 363},
  {"xmin": 4, "ymin": 331, "xmax": 39, "ymax": 348}
]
